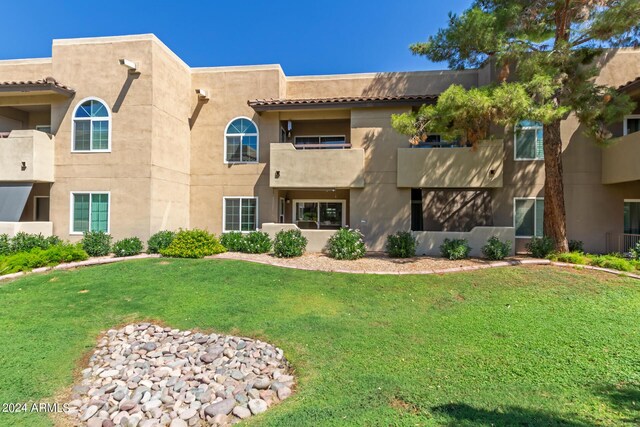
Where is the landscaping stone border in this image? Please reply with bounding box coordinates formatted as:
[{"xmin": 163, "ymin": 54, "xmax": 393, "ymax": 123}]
[{"xmin": 1, "ymin": 253, "xmax": 639, "ymax": 283}]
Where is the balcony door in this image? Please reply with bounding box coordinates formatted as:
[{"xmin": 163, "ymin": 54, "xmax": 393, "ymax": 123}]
[{"xmin": 293, "ymin": 200, "xmax": 345, "ymax": 230}]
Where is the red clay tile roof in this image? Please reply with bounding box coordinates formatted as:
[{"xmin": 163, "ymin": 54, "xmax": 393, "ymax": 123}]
[
  {"xmin": 617, "ymin": 76, "xmax": 640, "ymax": 92},
  {"xmin": 248, "ymin": 94, "xmax": 437, "ymax": 111},
  {"xmin": 0, "ymin": 77, "xmax": 75, "ymax": 96}
]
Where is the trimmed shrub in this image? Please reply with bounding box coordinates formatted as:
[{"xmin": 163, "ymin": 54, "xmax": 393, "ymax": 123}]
[
  {"xmin": 589, "ymin": 254, "xmax": 635, "ymax": 272},
  {"xmin": 440, "ymin": 238, "xmax": 471, "ymax": 260},
  {"xmin": 547, "ymin": 251, "xmax": 590, "ymax": 265},
  {"xmin": 10, "ymin": 232, "xmax": 58, "ymax": 253},
  {"xmin": 273, "ymin": 229, "xmax": 307, "ymax": 258},
  {"xmin": 630, "ymin": 241, "xmax": 640, "ymax": 261},
  {"xmin": 481, "ymin": 236, "xmax": 511, "ymax": 260},
  {"xmin": 386, "ymin": 231, "xmax": 417, "ymax": 258},
  {"xmin": 0, "ymin": 234, "xmax": 10, "ymax": 256},
  {"xmin": 568, "ymin": 239, "xmax": 584, "ymax": 253},
  {"xmin": 526, "ymin": 236, "xmax": 555, "ymax": 259},
  {"xmin": 81, "ymin": 231, "xmax": 112, "ymax": 257},
  {"xmin": 242, "ymin": 231, "xmax": 272, "ymax": 254},
  {"xmin": 147, "ymin": 230, "xmax": 175, "ymax": 254},
  {"xmin": 160, "ymin": 229, "xmax": 226, "ymax": 258},
  {"xmin": 112, "ymin": 237, "xmax": 144, "ymax": 257},
  {"xmin": 220, "ymin": 231, "xmax": 246, "ymax": 252},
  {"xmin": 0, "ymin": 243, "xmax": 88, "ymax": 275},
  {"xmin": 327, "ymin": 228, "xmax": 366, "ymax": 260}
]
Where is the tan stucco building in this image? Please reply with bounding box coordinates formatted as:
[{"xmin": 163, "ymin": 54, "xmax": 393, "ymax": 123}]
[{"xmin": 1, "ymin": 34, "xmax": 639, "ymax": 254}]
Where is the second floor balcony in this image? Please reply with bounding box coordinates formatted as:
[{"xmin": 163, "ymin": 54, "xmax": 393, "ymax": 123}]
[
  {"xmin": 602, "ymin": 131, "xmax": 640, "ymax": 184},
  {"xmin": 397, "ymin": 140, "xmax": 504, "ymax": 188},
  {"xmin": 0, "ymin": 130, "xmax": 55, "ymax": 182},
  {"xmin": 270, "ymin": 142, "xmax": 365, "ymax": 188}
]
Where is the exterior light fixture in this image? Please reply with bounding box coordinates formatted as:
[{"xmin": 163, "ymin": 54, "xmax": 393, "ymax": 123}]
[{"xmin": 119, "ymin": 59, "xmax": 137, "ymax": 72}]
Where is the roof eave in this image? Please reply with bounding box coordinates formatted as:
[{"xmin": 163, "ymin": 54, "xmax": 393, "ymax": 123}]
[
  {"xmin": 248, "ymin": 98, "xmax": 436, "ymax": 112},
  {"xmin": 0, "ymin": 83, "xmax": 75, "ymax": 97}
]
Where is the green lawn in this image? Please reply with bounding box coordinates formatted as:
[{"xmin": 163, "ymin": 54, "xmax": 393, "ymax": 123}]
[{"xmin": 0, "ymin": 259, "xmax": 639, "ymax": 426}]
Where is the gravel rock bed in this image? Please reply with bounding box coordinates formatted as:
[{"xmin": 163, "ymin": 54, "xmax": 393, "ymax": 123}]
[
  {"xmin": 212, "ymin": 252, "xmax": 504, "ymax": 274},
  {"xmin": 67, "ymin": 323, "xmax": 294, "ymax": 426}
]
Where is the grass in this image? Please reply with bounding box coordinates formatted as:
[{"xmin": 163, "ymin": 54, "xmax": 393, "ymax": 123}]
[{"xmin": 0, "ymin": 259, "xmax": 639, "ymax": 426}]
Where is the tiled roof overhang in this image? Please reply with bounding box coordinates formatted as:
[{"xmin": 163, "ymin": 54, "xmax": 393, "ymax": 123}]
[
  {"xmin": 0, "ymin": 77, "xmax": 75, "ymax": 97},
  {"xmin": 248, "ymin": 94, "xmax": 437, "ymax": 111},
  {"xmin": 617, "ymin": 76, "xmax": 640, "ymax": 94}
]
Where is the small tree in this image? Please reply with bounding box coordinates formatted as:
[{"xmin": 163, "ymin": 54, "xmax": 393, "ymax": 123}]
[{"xmin": 392, "ymin": 1, "xmax": 639, "ymax": 252}]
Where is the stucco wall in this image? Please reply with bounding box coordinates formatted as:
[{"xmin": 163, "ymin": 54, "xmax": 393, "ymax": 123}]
[{"xmin": 413, "ymin": 227, "xmax": 515, "ymax": 257}]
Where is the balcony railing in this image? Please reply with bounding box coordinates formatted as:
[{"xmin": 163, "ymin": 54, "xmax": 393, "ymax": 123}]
[
  {"xmin": 0, "ymin": 130, "xmax": 54, "ymax": 182},
  {"xmin": 270, "ymin": 143, "xmax": 365, "ymax": 188},
  {"xmin": 605, "ymin": 232, "xmax": 640, "ymax": 254},
  {"xmin": 293, "ymin": 143, "xmax": 352, "ymax": 149},
  {"xmin": 602, "ymin": 132, "xmax": 640, "ymax": 184},
  {"xmin": 397, "ymin": 140, "xmax": 504, "ymax": 188}
]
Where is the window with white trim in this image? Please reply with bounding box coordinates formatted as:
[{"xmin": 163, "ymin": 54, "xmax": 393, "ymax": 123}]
[
  {"xmin": 225, "ymin": 118, "xmax": 258, "ymax": 163},
  {"xmin": 72, "ymin": 98, "xmax": 111, "ymax": 152},
  {"xmin": 223, "ymin": 197, "xmax": 257, "ymax": 232},
  {"xmin": 71, "ymin": 192, "xmax": 109, "ymax": 233},
  {"xmin": 623, "ymin": 115, "xmax": 640, "ymax": 136},
  {"xmin": 515, "ymin": 120, "xmax": 543, "ymax": 160},
  {"xmin": 514, "ymin": 198, "xmax": 544, "ymax": 237}
]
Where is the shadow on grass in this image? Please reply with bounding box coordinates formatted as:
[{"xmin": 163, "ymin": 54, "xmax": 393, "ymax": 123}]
[
  {"xmin": 432, "ymin": 403, "xmax": 591, "ymax": 427},
  {"xmin": 596, "ymin": 384, "xmax": 640, "ymax": 424}
]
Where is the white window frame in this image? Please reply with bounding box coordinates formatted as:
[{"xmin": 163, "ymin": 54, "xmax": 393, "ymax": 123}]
[
  {"xmin": 514, "ymin": 121, "xmax": 544, "ymax": 161},
  {"xmin": 623, "ymin": 114, "xmax": 640, "ymax": 136},
  {"xmin": 69, "ymin": 191, "xmax": 111, "ymax": 235},
  {"xmin": 224, "ymin": 116, "xmax": 259, "ymax": 164},
  {"xmin": 292, "ymin": 199, "xmax": 347, "ymax": 229},
  {"xmin": 624, "ymin": 199, "xmax": 640, "ymax": 234},
  {"xmin": 33, "ymin": 196, "xmax": 50, "ymax": 221},
  {"xmin": 71, "ymin": 96, "xmax": 112, "ymax": 153},
  {"xmin": 278, "ymin": 197, "xmax": 285, "ymax": 223},
  {"xmin": 513, "ymin": 197, "xmax": 544, "ymax": 238},
  {"xmin": 222, "ymin": 196, "xmax": 259, "ymax": 232}
]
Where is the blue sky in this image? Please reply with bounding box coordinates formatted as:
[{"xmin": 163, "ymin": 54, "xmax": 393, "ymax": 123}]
[{"xmin": 0, "ymin": 0, "xmax": 471, "ymax": 75}]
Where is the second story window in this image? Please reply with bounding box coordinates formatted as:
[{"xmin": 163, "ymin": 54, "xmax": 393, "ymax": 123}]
[
  {"xmin": 72, "ymin": 98, "xmax": 111, "ymax": 152},
  {"xmin": 225, "ymin": 117, "xmax": 258, "ymax": 163},
  {"xmin": 515, "ymin": 120, "xmax": 543, "ymax": 160}
]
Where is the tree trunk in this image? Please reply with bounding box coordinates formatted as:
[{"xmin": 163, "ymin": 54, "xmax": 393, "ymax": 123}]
[{"xmin": 543, "ymin": 120, "xmax": 569, "ymax": 252}]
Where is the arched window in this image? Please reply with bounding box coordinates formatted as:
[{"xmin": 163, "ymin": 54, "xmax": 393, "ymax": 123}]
[
  {"xmin": 225, "ymin": 117, "xmax": 258, "ymax": 163},
  {"xmin": 72, "ymin": 98, "xmax": 111, "ymax": 152}
]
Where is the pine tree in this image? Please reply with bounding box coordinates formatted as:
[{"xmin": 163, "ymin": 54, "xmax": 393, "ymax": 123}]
[{"xmin": 392, "ymin": 0, "xmax": 640, "ymax": 252}]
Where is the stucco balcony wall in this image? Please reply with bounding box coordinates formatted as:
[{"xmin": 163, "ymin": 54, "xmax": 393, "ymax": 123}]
[
  {"xmin": 0, "ymin": 130, "xmax": 54, "ymax": 182},
  {"xmin": 412, "ymin": 226, "xmax": 515, "ymax": 257},
  {"xmin": 602, "ymin": 132, "xmax": 640, "ymax": 184},
  {"xmin": 269, "ymin": 143, "xmax": 365, "ymax": 188},
  {"xmin": 397, "ymin": 140, "xmax": 504, "ymax": 188}
]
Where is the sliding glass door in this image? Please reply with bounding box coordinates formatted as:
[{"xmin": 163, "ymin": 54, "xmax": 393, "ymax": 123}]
[{"xmin": 293, "ymin": 200, "xmax": 345, "ymax": 229}]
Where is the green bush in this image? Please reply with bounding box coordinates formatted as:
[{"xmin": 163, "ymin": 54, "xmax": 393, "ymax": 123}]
[
  {"xmin": 81, "ymin": 231, "xmax": 112, "ymax": 257},
  {"xmin": 589, "ymin": 254, "xmax": 634, "ymax": 272},
  {"xmin": 327, "ymin": 228, "xmax": 366, "ymax": 260},
  {"xmin": 273, "ymin": 229, "xmax": 307, "ymax": 258},
  {"xmin": 481, "ymin": 236, "xmax": 511, "ymax": 260},
  {"xmin": 112, "ymin": 237, "xmax": 144, "ymax": 257},
  {"xmin": 9, "ymin": 232, "xmax": 59, "ymax": 253},
  {"xmin": 547, "ymin": 251, "xmax": 590, "ymax": 265},
  {"xmin": 526, "ymin": 236, "xmax": 555, "ymax": 258},
  {"xmin": 440, "ymin": 238, "xmax": 471, "ymax": 260},
  {"xmin": 386, "ymin": 231, "xmax": 417, "ymax": 258},
  {"xmin": 568, "ymin": 239, "xmax": 584, "ymax": 253},
  {"xmin": 0, "ymin": 234, "xmax": 10, "ymax": 256},
  {"xmin": 147, "ymin": 230, "xmax": 175, "ymax": 254},
  {"xmin": 220, "ymin": 231, "xmax": 246, "ymax": 252},
  {"xmin": 242, "ymin": 231, "xmax": 272, "ymax": 254},
  {"xmin": 630, "ymin": 241, "xmax": 640, "ymax": 261},
  {"xmin": 160, "ymin": 229, "xmax": 226, "ymax": 258},
  {"xmin": 0, "ymin": 243, "xmax": 88, "ymax": 275}
]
